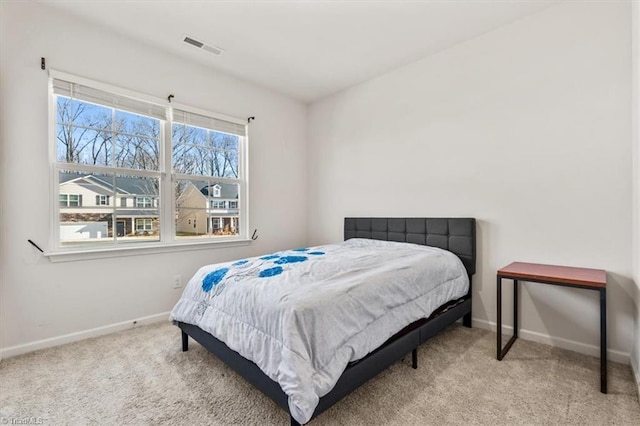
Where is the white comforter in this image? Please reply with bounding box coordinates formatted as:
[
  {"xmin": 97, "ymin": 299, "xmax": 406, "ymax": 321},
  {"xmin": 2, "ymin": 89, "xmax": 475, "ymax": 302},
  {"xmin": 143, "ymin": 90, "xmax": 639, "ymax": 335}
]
[{"xmin": 170, "ymin": 238, "xmax": 468, "ymax": 424}]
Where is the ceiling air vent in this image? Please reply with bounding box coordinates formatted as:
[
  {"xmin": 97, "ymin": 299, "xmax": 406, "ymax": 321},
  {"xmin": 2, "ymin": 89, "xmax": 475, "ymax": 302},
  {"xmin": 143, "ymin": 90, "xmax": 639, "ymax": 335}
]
[{"xmin": 183, "ymin": 35, "xmax": 224, "ymax": 56}]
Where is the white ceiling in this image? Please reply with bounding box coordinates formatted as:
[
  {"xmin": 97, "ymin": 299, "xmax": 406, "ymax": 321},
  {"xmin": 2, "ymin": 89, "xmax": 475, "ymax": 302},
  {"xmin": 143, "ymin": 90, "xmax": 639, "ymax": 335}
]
[{"xmin": 41, "ymin": 0, "xmax": 558, "ymax": 103}]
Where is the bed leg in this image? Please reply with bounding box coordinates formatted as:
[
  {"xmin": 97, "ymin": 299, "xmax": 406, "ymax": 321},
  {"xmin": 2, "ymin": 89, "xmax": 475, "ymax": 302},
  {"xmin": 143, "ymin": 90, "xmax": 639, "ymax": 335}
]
[
  {"xmin": 181, "ymin": 330, "xmax": 189, "ymax": 352},
  {"xmin": 290, "ymin": 415, "xmax": 300, "ymax": 426},
  {"xmin": 463, "ymin": 312, "xmax": 472, "ymax": 328},
  {"xmin": 412, "ymin": 348, "xmax": 418, "ymax": 369}
]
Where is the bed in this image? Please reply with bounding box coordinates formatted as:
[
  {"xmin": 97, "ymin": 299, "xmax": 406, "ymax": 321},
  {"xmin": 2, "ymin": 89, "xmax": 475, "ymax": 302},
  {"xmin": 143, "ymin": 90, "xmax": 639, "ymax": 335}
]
[{"xmin": 173, "ymin": 217, "xmax": 476, "ymax": 425}]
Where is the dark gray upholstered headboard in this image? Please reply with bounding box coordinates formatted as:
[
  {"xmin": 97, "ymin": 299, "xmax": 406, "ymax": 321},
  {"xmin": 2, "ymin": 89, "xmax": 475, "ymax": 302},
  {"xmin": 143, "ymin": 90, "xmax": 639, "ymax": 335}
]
[{"xmin": 344, "ymin": 218, "xmax": 476, "ymax": 276}]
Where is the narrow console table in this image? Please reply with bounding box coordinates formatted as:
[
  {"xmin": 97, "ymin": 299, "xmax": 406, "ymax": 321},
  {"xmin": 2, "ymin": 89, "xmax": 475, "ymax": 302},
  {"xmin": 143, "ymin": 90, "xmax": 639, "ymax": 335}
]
[{"xmin": 496, "ymin": 262, "xmax": 607, "ymax": 394}]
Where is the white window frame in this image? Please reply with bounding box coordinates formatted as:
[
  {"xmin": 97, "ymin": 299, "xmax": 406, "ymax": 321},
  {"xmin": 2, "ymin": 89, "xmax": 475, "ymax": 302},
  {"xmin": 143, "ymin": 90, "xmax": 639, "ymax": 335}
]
[{"xmin": 46, "ymin": 70, "xmax": 251, "ymax": 262}]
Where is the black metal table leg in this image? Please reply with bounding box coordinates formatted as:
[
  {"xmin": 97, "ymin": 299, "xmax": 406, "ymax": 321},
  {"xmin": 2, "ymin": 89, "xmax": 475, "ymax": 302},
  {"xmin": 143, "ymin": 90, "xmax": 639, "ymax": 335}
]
[
  {"xmin": 497, "ymin": 276, "xmax": 518, "ymax": 361},
  {"xmin": 513, "ymin": 279, "xmax": 518, "ymax": 339},
  {"xmin": 600, "ymin": 288, "xmax": 607, "ymax": 394},
  {"xmin": 412, "ymin": 348, "xmax": 418, "ymax": 369},
  {"xmin": 497, "ymin": 275, "xmax": 502, "ymax": 359}
]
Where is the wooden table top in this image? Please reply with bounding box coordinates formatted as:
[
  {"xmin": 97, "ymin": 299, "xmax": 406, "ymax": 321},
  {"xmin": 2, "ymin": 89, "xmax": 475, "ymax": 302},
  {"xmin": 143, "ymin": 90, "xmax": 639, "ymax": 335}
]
[{"xmin": 497, "ymin": 262, "xmax": 606, "ymax": 288}]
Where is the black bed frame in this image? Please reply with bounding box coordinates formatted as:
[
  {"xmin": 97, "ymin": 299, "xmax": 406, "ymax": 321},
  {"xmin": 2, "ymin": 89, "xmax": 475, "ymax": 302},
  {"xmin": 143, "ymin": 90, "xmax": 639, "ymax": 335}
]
[{"xmin": 176, "ymin": 217, "xmax": 476, "ymax": 425}]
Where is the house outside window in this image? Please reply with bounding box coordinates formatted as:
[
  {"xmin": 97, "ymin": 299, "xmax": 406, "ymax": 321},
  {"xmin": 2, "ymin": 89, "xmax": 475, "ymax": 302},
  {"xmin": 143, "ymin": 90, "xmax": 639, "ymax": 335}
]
[{"xmin": 51, "ymin": 71, "xmax": 248, "ymax": 252}]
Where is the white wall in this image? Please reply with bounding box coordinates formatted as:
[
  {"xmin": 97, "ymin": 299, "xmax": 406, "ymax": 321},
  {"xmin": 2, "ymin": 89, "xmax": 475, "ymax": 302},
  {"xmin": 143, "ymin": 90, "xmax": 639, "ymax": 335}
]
[
  {"xmin": 308, "ymin": 1, "xmax": 635, "ymax": 360},
  {"xmin": 0, "ymin": 1, "xmax": 308, "ymax": 354}
]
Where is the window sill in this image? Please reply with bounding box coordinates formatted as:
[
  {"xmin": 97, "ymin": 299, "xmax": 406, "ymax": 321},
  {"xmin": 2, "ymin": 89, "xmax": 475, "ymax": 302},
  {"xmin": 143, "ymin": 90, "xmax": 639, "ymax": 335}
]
[{"xmin": 44, "ymin": 238, "xmax": 253, "ymax": 263}]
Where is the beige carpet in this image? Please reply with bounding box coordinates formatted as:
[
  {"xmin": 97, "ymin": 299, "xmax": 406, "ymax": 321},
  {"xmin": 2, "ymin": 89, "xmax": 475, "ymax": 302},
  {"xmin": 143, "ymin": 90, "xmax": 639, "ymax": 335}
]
[{"xmin": 1, "ymin": 322, "xmax": 639, "ymax": 425}]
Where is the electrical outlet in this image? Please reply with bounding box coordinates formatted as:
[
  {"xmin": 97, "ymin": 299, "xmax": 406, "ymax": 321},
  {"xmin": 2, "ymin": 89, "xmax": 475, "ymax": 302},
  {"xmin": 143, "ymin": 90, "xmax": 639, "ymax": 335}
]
[{"xmin": 173, "ymin": 275, "xmax": 182, "ymax": 289}]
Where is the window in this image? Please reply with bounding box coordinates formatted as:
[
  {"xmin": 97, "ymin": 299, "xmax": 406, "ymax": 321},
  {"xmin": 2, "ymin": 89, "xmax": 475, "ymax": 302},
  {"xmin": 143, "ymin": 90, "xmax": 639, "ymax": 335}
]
[
  {"xmin": 135, "ymin": 197, "xmax": 153, "ymax": 208},
  {"xmin": 60, "ymin": 194, "xmax": 81, "ymax": 207},
  {"xmin": 51, "ymin": 71, "xmax": 248, "ymax": 252},
  {"xmin": 228, "ymin": 201, "xmax": 238, "ymax": 209},
  {"xmin": 136, "ymin": 219, "xmax": 153, "ymax": 236},
  {"xmin": 136, "ymin": 219, "xmax": 153, "ymax": 232},
  {"xmin": 173, "ymin": 108, "xmax": 245, "ymax": 241},
  {"xmin": 96, "ymin": 195, "xmax": 110, "ymax": 206}
]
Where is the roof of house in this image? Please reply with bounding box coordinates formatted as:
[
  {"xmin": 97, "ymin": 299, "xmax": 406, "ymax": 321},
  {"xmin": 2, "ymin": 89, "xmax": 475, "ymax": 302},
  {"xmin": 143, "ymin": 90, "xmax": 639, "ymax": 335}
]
[
  {"xmin": 195, "ymin": 181, "xmax": 238, "ymax": 199},
  {"xmin": 59, "ymin": 172, "xmax": 238, "ymax": 199},
  {"xmin": 60, "ymin": 172, "xmax": 159, "ymax": 196}
]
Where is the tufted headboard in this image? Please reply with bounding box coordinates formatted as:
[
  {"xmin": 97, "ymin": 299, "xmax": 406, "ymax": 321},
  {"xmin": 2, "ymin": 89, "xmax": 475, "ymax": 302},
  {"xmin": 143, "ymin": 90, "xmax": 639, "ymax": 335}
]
[{"xmin": 344, "ymin": 217, "xmax": 476, "ymax": 276}]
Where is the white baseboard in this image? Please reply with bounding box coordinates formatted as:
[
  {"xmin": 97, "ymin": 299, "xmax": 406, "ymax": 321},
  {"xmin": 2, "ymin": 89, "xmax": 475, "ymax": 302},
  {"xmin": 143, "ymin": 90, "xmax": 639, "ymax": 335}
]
[
  {"xmin": 0, "ymin": 313, "xmax": 632, "ymax": 369},
  {"xmin": 0, "ymin": 312, "xmax": 170, "ymax": 360},
  {"xmin": 472, "ymin": 318, "xmax": 630, "ymax": 365},
  {"xmin": 631, "ymin": 352, "xmax": 640, "ymax": 402}
]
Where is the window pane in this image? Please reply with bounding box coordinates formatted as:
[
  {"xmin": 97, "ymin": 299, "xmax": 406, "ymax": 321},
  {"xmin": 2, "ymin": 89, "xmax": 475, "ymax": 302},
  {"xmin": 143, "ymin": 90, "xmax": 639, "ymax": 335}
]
[
  {"xmin": 59, "ymin": 170, "xmax": 113, "ymax": 246},
  {"xmin": 60, "ymin": 213, "xmax": 112, "ymax": 246},
  {"xmin": 115, "ymin": 174, "xmax": 160, "ymax": 242},
  {"xmin": 172, "ymin": 123, "xmax": 207, "ymax": 147},
  {"xmin": 175, "ymin": 210, "xmax": 238, "ymax": 238},
  {"xmin": 210, "ymin": 149, "xmax": 238, "ymax": 178},
  {"xmin": 173, "ymin": 143, "xmax": 212, "ymax": 175},
  {"xmin": 211, "ymin": 132, "xmax": 239, "ymax": 178},
  {"xmin": 213, "ymin": 133, "xmax": 238, "ymax": 152},
  {"xmin": 56, "ymin": 124, "xmax": 73, "ymax": 163},
  {"xmin": 114, "ymin": 134, "xmax": 159, "ymax": 170},
  {"xmin": 56, "ymin": 125, "xmax": 112, "ymax": 165},
  {"xmin": 71, "ymin": 99, "xmax": 113, "ymax": 130},
  {"xmin": 208, "ymin": 215, "xmax": 239, "ymax": 236},
  {"xmin": 175, "ymin": 179, "xmax": 204, "ymax": 209},
  {"xmin": 172, "ymin": 124, "xmax": 239, "ymax": 178},
  {"xmin": 57, "ymin": 96, "xmax": 76, "ymax": 125},
  {"xmin": 115, "ymin": 110, "xmax": 160, "ymax": 138},
  {"xmin": 175, "ymin": 179, "xmax": 239, "ymax": 239},
  {"xmin": 69, "ymin": 127, "xmax": 112, "ymax": 166},
  {"xmin": 175, "ymin": 208, "xmax": 207, "ymax": 238},
  {"xmin": 57, "ymin": 97, "xmax": 112, "ymax": 131}
]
